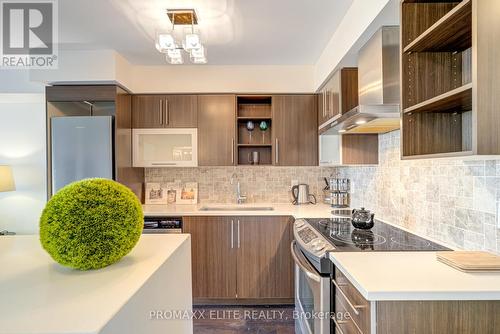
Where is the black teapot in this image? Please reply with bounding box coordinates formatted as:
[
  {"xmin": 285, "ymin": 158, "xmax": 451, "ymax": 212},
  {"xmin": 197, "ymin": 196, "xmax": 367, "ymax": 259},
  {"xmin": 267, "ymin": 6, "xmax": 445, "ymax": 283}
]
[{"xmin": 351, "ymin": 207, "xmax": 375, "ymax": 229}]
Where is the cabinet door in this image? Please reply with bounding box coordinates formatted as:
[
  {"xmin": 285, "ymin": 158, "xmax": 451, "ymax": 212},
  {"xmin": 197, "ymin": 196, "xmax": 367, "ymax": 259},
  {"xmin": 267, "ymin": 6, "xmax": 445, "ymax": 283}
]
[
  {"xmin": 164, "ymin": 95, "xmax": 198, "ymax": 128},
  {"xmin": 317, "ymin": 91, "xmax": 325, "ymax": 126},
  {"xmin": 340, "ymin": 68, "xmax": 358, "ymax": 115},
  {"xmin": 236, "ymin": 216, "xmax": 294, "ymax": 299},
  {"xmin": 329, "ymin": 71, "xmax": 341, "ymax": 119},
  {"xmin": 183, "ymin": 216, "xmax": 237, "ymax": 299},
  {"xmin": 197, "ymin": 95, "xmax": 236, "ymax": 166},
  {"xmin": 272, "ymin": 95, "xmax": 318, "ymax": 166},
  {"xmin": 132, "ymin": 95, "xmax": 164, "ymax": 128}
]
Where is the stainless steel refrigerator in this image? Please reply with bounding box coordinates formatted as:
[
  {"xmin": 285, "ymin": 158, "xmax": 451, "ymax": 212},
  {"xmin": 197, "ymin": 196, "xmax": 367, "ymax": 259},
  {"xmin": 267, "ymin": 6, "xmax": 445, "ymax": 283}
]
[{"xmin": 51, "ymin": 116, "xmax": 114, "ymax": 194}]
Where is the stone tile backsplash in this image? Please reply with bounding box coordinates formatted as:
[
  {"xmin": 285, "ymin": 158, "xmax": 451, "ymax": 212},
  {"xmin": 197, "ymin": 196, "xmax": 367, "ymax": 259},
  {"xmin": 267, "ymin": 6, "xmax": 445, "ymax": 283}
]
[
  {"xmin": 335, "ymin": 130, "xmax": 500, "ymax": 254},
  {"xmin": 145, "ymin": 130, "xmax": 500, "ymax": 254},
  {"xmin": 145, "ymin": 166, "xmax": 335, "ymax": 204}
]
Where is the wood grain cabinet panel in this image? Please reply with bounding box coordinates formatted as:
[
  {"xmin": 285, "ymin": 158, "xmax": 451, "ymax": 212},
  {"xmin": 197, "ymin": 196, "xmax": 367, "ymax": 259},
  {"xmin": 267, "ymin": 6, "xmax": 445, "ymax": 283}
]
[
  {"xmin": 182, "ymin": 216, "xmax": 237, "ymax": 299},
  {"xmin": 183, "ymin": 216, "xmax": 294, "ymax": 303},
  {"xmin": 132, "ymin": 95, "xmax": 165, "ymax": 128},
  {"xmin": 236, "ymin": 216, "xmax": 294, "ymax": 299},
  {"xmin": 197, "ymin": 95, "xmax": 236, "ymax": 166},
  {"xmin": 272, "ymin": 95, "xmax": 318, "ymax": 166},
  {"xmin": 334, "ymin": 267, "xmax": 500, "ymax": 334},
  {"xmin": 132, "ymin": 95, "xmax": 198, "ymax": 128},
  {"xmin": 164, "ymin": 95, "xmax": 198, "ymax": 127}
]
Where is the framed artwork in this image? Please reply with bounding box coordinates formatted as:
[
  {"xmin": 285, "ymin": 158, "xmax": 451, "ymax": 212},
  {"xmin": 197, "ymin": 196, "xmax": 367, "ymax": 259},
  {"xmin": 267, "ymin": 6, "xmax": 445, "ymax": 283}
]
[
  {"xmin": 177, "ymin": 182, "xmax": 198, "ymax": 204},
  {"xmin": 164, "ymin": 182, "xmax": 179, "ymax": 204},
  {"xmin": 144, "ymin": 182, "xmax": 198, "ymax": 205},
  {"xmin": 145, "ymin": 183, "xmax": 168, "ymax": 204}
]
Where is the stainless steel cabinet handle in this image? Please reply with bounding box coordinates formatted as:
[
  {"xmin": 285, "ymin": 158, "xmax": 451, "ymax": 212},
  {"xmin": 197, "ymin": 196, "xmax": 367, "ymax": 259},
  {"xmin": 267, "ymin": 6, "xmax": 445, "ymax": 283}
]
[
  {"xmin": 332, "ymin": 317, "xmax": 347, "ymax": 334},
  {"xmin": 323, "ymin": 89, "xmax": 326, "ymax": 119},
  {"xmin": 231, "ymin": 138, "xmax": 235, "ymax": 164},
  {"xmin": 159, "ymin": 99, "xmax": 163, "ymax": 125},
  {"xmin": 165, "ymin": 99, "xmax": 169, "ymax": 125},
  {"xmin": 237, "ymin": 220, "xmax": 240, "ymax": 248},
  {"xmin": 151, "ymin": 162, "xmax": 177, "ymax": 166},
  {"xmin": 275, "ymin": 138, "xmax": 279, "ymax": 164},
  {"xmin": 332, "ymin": 278, "xmax": 365, "ymax": 316},
  {"xmin": 231, "ymin": 220, "xmax": 234, "ymax": 249}
]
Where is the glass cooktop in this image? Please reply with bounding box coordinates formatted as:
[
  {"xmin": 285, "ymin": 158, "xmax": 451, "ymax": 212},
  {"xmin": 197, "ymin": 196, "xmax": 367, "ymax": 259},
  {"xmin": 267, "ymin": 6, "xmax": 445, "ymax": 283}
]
[{"xmin": 306, "ymin": 218, "xmax": 449, "ymax": 252}]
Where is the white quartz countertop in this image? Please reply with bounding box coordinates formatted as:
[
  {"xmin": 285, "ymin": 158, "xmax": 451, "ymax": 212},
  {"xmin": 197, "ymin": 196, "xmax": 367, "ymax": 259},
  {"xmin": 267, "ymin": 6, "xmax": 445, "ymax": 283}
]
[
  {"xmin": 0, "ymin": 234, "xmax": 190, "ymax": 334},
  {"xmin": 330, "ymin": 251, "xmax": 500, "ymax": 301},
  {"xmin": 143, "ymin": 203, "xmax": 334, "ymax": 218}
]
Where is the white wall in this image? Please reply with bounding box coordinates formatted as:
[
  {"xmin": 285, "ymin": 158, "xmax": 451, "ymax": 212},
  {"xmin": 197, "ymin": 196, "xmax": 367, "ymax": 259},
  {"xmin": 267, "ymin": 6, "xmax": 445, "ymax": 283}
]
[
  {"xmin": 0, "ymin": 93, "xmax": 46, "ymax": 234},
  {"xmin": 314, "ymin": 0, "xmax": 398, "ymax": 89},
  {"xmin": 29, "ymin": 49, "xmax": 316, "ymax": 93},
  {"xmin": 29, "ymin": 50, "xmax": 118, "ymax": 85},
  {"xmin": 127, "ymin": 65, "xmax": 314, "ymax": 93}
]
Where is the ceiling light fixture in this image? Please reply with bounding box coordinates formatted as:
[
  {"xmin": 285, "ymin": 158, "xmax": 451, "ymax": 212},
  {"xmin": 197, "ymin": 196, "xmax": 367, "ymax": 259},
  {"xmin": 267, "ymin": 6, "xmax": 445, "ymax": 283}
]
[{"xmin": 156, "ymin": 9, "xmax": 207, "ymax": 65}]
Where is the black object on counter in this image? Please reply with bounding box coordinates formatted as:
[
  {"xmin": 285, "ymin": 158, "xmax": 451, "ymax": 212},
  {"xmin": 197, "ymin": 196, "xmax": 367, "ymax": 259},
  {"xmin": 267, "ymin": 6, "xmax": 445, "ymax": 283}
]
[{"xmin": 351, "ymin": 207, "xmax": 375, "ymax": 229}]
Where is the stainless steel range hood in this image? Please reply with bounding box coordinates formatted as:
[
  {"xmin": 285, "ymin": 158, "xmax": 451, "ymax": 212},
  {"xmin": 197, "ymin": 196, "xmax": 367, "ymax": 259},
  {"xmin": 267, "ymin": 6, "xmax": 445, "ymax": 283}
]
[{"xmin": 322, "ymin": 26, "xmax": 401, "ymax": 135}]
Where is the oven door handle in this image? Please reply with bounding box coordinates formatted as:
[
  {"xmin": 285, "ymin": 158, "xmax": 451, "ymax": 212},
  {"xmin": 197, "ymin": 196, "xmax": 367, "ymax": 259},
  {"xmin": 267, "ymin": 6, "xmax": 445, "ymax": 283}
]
[{"xmin": 291, "ymin": 241, "xmax": 321, "ymax": 283}]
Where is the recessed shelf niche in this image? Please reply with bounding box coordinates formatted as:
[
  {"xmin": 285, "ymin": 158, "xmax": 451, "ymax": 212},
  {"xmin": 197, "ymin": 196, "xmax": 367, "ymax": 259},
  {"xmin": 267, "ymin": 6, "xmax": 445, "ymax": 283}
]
[{"xmin": 236, "ymin": 96, "xmax": 273, "ymax": 165}]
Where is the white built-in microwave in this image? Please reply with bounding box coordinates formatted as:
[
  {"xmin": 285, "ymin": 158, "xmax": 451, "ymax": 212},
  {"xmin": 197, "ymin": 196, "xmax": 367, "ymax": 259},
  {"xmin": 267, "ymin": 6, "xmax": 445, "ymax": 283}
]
[{"xmin": 132, "ymin": 128, "xmax": 198, "ymax": 167}]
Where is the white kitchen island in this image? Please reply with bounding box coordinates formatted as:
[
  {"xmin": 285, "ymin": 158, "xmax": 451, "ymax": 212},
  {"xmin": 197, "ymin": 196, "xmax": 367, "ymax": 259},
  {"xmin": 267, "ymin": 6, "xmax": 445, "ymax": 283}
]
[{"xmin": 0, "ymin": 234, "xmax": 193, "ymax": 334}]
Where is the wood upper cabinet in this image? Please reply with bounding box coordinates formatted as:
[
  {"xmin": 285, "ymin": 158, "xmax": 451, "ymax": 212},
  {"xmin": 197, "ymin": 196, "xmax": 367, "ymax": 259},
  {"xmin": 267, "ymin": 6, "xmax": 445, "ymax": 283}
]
[
  {"xmin": 236, "ymin": 216, "xmax": 294, "ymax": 299},
  {"xmin": 182, "ymin": 216, "xmax": 237, "ymax": 299},
  {"xmin": 317, "ymin": 68, "xmax": 358, "ymax": 127},
  {"xmin": 132, "ymin": 95, "xmax": 197, "ymax": 128},
  {"xmin": 132, "ymin": 95, "xmax": 164, "ymax": 128},
  {"xmin": 197, "ymin": 95, "xmax": 236, "ymax": 166},
  {"xmin": 183, "ymin": 215, "xmax": 294, "ymax": 302},
  {"xmin": 272, "ymin": 95, "xmax": 318, "ymax": 166}
]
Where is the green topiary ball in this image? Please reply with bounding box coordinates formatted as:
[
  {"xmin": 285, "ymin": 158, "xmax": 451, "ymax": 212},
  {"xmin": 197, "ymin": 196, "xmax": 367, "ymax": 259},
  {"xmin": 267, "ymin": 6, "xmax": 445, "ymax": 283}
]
[{"xmin": 40, "ymin": 178, "xmax": 143, "ymax": 270}]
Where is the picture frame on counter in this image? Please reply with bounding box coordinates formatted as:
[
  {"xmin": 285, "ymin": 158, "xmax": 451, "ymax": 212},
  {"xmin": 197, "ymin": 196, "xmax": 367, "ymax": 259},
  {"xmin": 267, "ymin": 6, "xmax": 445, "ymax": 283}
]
[
  {"xmin": 145, "ymin": 182, "xmax": 198, "ymax": 205},
  {"xmin": 145, "ymin": 183, "xmax": 168, "ymax": 204}
]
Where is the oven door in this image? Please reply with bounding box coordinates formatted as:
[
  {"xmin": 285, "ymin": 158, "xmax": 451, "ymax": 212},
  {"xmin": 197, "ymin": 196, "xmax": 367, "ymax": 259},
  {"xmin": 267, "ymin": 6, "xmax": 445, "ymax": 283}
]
[{"xmin": 291, "ymin": 241, "xmax": 330, "ymax": 334}]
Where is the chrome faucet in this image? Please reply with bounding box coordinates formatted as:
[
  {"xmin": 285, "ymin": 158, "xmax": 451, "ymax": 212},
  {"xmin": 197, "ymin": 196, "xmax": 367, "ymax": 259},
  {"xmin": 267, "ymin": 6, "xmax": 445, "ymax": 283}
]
[{"xmin": 230, "ymin": 173, "xmax": 247, "ymax": 204}]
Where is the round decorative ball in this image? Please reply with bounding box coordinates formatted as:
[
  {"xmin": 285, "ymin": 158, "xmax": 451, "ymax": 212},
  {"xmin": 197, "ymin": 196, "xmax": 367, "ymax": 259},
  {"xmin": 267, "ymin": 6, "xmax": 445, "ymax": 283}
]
[{"xmin": 40, "ymin": 178, "xmax": 143, "ymax": 270}]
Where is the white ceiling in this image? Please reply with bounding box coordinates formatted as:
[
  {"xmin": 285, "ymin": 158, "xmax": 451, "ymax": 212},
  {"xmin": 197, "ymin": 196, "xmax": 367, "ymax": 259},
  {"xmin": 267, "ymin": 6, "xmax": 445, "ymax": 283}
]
[{"xmin": 58, "ymin": 0, "xmax": 354, "ymax": 65}]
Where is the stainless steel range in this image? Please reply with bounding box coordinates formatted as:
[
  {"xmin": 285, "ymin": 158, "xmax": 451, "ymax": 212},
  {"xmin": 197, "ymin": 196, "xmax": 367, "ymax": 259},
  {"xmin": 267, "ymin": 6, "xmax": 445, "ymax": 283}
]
[{"xmin": 292, "ymin": 214, "xmax": 449, "ymax": 334}]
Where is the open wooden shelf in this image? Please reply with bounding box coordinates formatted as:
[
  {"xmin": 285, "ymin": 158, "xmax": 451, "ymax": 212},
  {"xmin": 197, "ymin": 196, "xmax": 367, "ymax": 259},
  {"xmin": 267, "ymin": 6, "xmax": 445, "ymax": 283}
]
[
  {"xmin": 402, "ymin": 150, "xmax": 473, "ymax": 160},
  {"xmin": 404, "ymin": 0, "xmax": 471, "ymax": 53},
  {"xmin": 403, "ymin": 83, "xmax": 472, "ymax": 114},
  {"xmin": 237, "ymin": 116, "xmax": 272, "ymax": 120}
]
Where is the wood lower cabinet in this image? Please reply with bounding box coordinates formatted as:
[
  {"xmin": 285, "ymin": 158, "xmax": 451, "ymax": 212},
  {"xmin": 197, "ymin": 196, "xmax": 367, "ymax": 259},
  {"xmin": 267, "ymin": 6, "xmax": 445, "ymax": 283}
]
[
  {"xmin": 132, "ymin": 95, "xmax": 197, "ymax": 128},
  {"xmin": 197, "ymin": 95, "xmax": 236, "ymax": 166},
  {"xmin": 183, "ymin": 216, "xmax": 294, "ymax": 303},
  {"xmin": 333, "ymin": 268, "xmax": 500, "ymax": 334},
  {"xmin": 182, "ymin": 216, "xmax": 237, "ymax": 299},
  {"xmin": 272, "ymin": 95, "xmax": 318, "ymax": 166},
  {"xmin": 236, "ymin": 216, "xmax": 294, "ymax": 299}
]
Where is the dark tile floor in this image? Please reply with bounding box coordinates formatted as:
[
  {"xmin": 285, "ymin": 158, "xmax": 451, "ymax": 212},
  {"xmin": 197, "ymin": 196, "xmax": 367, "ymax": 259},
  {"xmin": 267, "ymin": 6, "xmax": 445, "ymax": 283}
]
[{"xmin": 193, "ymin": 305, "xmax": 296, "ymax": 334}]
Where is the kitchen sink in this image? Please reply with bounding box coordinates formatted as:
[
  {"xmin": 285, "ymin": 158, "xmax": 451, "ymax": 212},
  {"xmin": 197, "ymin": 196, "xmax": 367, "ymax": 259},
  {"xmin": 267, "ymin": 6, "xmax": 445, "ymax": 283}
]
[{"xmin": 199, "ymin": 206, "xmax": 274, "ymax": 211}]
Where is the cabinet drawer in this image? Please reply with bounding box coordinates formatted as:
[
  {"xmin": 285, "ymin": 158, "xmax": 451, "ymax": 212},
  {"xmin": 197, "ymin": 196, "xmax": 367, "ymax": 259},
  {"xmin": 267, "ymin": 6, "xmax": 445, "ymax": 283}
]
[
  {"xmin": 334, "ymin": 269, "xmax": 370, "ymax": 333},
  {"xmin": 334, "ymin": 294, "xmax": 363, "ymax": 334}
]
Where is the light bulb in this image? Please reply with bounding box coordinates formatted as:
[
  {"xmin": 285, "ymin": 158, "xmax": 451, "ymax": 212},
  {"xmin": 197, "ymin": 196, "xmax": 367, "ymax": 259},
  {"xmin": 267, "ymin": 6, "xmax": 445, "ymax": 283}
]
[
  {"xmin": 183, "ymin": 34, "xmax": 201, "ymax": 51},
  {"xmin": 166, "ymin": 53, "xmax": 183, "ymax": 65},
  {"xmin": 156, "ymin": 34, "xmax": 176, "ymax": 52},
  {"xmin": 190, "ymin": 46, "xmax": 207, "ymax": 64}
]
